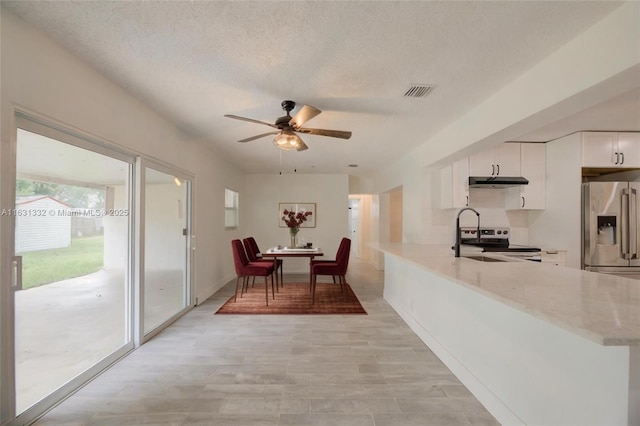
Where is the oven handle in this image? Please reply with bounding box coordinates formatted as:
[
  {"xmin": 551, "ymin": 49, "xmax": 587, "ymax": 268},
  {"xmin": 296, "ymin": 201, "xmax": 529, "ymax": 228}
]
[{"xmin": 503, "ymin": 256, "xmax": 541, "ymax": 262}]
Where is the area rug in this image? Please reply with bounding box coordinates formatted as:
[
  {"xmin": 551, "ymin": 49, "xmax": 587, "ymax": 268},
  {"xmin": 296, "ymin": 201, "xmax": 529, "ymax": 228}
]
[{"xmin": 215, "ymin": 282, "xmax": 367, "ymax": 315}]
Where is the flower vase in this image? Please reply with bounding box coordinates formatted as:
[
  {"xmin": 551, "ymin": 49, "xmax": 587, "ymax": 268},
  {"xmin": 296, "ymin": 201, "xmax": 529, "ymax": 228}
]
[{"xmin": 289, "ymin": 227, "xmax": 299, "ymax": 248}]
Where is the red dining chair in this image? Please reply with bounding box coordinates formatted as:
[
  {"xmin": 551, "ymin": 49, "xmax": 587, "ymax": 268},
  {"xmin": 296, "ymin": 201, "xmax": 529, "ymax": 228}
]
[
  {"xmin": 244, "ymin": 237, "xmax": 283, "ymax": 288},
  {"xmin": 231, "ymin": 239, "xmax": 275, "ymax": 305},
  {"xmin": 310, "ymin": 238, "xmax": 351, "ymax": 304}
]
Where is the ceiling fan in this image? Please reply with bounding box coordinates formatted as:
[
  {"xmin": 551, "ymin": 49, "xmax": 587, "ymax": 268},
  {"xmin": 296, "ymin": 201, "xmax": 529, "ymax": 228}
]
[{"xmin": 224, "ymin": 100, "xmax": 352, "ymax": 151}]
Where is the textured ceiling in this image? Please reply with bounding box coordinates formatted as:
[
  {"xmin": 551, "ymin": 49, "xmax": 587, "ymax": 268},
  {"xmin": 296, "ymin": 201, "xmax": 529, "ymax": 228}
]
[{"xmin": 2, "ymin": 1, "xmax": 633, "ymax": 177}]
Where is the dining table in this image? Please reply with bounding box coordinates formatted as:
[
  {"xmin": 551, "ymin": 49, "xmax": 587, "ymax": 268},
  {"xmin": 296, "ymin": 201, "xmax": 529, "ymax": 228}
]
[{"xmin": 262, "ymin": 246, "xmax": 324, "ymax": 288}]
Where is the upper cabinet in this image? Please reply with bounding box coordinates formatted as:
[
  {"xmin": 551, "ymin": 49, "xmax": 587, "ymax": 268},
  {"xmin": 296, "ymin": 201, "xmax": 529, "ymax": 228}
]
[
  {"xmin": 506, "ymin": 143, "xmax": 546, "ymax": 210},
  {"xmin": 434, "ymin": 142, "xmax": 546, "ymax": 210},
  {"xmin": 582, "ymin": 132, "xmax": 640, "ymax": 168},
  {"xmin": 433, "ymin": 157, "xmax": 469, "ymax": 209},
  {"xmin": 469, "ymin": 143, "xmax": 521, "ymax": 177}
]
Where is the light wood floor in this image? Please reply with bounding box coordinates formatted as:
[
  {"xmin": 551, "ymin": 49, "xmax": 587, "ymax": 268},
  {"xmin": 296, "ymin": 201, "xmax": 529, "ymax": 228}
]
[{"xmin": 34, "ymin": 260, "xmax": 499, "ymax": 426}]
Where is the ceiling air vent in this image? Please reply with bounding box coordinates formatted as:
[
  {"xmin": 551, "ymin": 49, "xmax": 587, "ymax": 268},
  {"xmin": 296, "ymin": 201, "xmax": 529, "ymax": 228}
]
[{"xmin": 403, "ymin": 84, "xmax": 435, "ymax": 98}]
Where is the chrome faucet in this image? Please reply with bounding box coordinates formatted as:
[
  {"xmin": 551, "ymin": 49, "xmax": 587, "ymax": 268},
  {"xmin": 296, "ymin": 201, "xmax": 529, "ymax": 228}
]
[{"xmin": 455, "ymin": 207, "xmax": 480, "ymax": 257}]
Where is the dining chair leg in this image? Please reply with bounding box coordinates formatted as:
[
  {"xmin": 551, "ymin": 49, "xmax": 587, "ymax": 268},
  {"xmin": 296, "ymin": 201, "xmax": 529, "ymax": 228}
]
[
  {"xmin": 264, "ymin": 276, "xmax": 269, "ymax": 306},
  {"xmin": 251, "ymin": 276, "xmax": 256, "ymax": 287},
  {"xmin": 241, "ymin": 276, "xmax": 249, "ymax": 296},
  {"xmin": 311, "ymin": 274, "xmax": 317, "ymax": 305},
  {"xmin": 234, "ymin": 276, "xmax": 241, "ymax": 302},
  {"xmin": 271, "ymin": 273, "xmax": 276, "ymax": 299},
  {"xmin": 339, "ymin": 275, "xmax": 345, "ymax": 293}
]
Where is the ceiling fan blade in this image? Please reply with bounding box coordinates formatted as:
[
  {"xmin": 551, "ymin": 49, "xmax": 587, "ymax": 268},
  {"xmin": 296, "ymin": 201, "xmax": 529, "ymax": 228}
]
[
  {"xmin": 289, "ymin": 105, "xmax": 321, "ymax": 128},
  {"xmin": 296, "ymin": 140, "xmax": 309, "ymax": 151},
  {"xmin": 224, "ymin": 114, "xmax": 278, "ymax": 129},
  {"xmin": 238, "ymin": 131, "xmax": 279, "ymax": 143},
  {"xmin": 296, "ymin": 127, "xmax": 352, "ymax": 139}
]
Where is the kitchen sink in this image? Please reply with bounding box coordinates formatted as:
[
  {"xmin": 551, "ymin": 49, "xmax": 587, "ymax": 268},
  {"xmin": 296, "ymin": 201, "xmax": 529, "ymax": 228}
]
[{"xmin": 463, "ymin": 255, "xmax": 508, "ymax": 262}]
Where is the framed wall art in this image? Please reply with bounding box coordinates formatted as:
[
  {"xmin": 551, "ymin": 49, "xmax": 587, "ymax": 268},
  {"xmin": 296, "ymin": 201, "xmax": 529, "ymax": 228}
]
[{"xmin": 278, "ymin": 202, "xmax": 316, "ymax": 228}]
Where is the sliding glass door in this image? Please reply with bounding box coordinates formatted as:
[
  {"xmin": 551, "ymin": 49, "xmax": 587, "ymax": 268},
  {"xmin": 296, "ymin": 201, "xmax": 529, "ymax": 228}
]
[
  {"xmin": 3, "ymin": 114, "xmax": 195, "ymax": 425},
  {"xmin": 12, "ymin": 118, "xmax": 134, "ymax": 419},
  {"xmin": 142, "ymin": 164, "xmax": 192, "ymax": 336}
]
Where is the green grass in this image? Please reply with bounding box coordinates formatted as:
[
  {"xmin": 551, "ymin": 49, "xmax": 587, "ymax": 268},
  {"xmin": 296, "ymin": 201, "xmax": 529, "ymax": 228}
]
[{"xmin": 20, "ymin": 236, "xmax": 104, "ymax": 289}]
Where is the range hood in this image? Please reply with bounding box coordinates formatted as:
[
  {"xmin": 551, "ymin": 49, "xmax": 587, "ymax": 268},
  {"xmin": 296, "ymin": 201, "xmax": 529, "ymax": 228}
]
[{"xmin": 468, "ymin": 176, "xmax": 529, "ymax": 188}]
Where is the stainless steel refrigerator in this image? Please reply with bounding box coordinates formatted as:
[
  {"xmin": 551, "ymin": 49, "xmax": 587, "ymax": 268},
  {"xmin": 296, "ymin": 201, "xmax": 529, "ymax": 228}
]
[{"xmin": 582, "ymin": 181, "xmax": 640, "ymax": 277}]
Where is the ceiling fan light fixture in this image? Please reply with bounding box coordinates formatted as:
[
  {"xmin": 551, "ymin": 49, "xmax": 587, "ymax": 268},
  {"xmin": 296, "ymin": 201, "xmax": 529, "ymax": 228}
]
[{"xmin": 273, "ymin": 130, "xmax": 303, "ymax": 151}]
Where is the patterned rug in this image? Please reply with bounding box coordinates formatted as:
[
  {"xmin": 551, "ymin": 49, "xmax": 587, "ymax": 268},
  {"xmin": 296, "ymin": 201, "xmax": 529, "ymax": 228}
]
[{"xmin": 215, "ymin": 281, "xmax": 367, "ymax": 314}]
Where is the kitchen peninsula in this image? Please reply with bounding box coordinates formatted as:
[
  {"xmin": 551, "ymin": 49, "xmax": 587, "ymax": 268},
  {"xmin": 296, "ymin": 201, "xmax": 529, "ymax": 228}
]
[{"xmin": 372, "ymin": 242, "xmax": 639, "ymax": 426}]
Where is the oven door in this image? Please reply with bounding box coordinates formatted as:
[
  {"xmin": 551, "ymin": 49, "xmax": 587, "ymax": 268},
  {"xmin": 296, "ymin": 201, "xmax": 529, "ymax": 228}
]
[
  {"xmin": 504, "ymin": 252, "xmax": 541, "ymax": 262},
  {"xmin": 482, "ymin": 245, "xmax": 541, "ymax": 262},
  {"xmin": 486, "ymin": 251, "xmax": 542, "ymax": 262}
]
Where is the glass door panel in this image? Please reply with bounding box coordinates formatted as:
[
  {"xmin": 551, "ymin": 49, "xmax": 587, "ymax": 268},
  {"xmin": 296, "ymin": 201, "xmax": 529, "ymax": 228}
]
[
  {"xmin": 143, "ymin": 167, "xmax": 190, "ymax": 334},
  {"xmin": 14, "ymin": 127, "xmax": 132, "ymax": 414}
]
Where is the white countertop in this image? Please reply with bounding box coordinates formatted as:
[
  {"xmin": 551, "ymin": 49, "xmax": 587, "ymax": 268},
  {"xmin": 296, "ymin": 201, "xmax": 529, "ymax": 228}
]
[{"xmin": 371, "ymin": 243, "xmax": 640, "ymax": 346}]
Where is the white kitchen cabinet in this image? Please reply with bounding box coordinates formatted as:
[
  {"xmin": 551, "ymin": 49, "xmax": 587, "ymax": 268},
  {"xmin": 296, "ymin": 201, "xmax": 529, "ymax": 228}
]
[
  {"xmin": 617, "ymin": 132, "xmax": 640, "ymax": 167},
  {"xmin": 469, "ymin": 143, "xmax": 521, "ymax": 177},
  {"xmin": 506, "ymin": 143, "xmax": 546, "ymax": 210},
  {"xmin": 582, "ymin": 131, "xmax": 640, "ymax": 168},
  {"xmin": 433, "ymin": 157, "xmax": 469, "ymax": 209}
]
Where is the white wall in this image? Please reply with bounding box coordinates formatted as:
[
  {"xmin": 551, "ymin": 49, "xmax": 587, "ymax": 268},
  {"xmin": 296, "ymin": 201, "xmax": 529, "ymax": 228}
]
[
  {"xmin": 244, "ymin": 174, "xmax": 349, "ymax": 273},
  {"xmin": 389, "ymin": 188, "xmax": 403, "ymax": 243},
  {"xmin": 369, "ymin": 194, "xmax": 384, "ymax": 269}
]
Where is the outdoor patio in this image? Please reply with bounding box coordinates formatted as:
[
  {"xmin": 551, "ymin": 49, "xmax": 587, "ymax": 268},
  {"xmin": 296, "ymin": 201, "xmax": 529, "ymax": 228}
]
[{"xmin": 15, "ymin": 268, "xmax": 184, "ymax": 413}]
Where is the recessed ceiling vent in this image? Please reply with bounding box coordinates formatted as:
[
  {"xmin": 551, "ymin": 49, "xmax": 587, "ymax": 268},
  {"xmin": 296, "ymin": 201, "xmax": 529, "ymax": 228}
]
[{"xmin": 403, "ymin": 84, "xmax": 435, "ymax": 98}]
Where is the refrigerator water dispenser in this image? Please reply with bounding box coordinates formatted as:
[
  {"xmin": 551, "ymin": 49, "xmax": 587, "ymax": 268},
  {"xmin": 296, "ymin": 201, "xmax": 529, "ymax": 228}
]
[{"xmin": 597, "ymin": 216, "xmax": 616, "ymax": 245}]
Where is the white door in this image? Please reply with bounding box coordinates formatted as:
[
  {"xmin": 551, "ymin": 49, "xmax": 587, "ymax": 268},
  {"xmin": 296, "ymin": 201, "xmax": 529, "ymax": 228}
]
[{"xmin": 348, "ymin": 198, "xmax": 360, "ymax": 258}]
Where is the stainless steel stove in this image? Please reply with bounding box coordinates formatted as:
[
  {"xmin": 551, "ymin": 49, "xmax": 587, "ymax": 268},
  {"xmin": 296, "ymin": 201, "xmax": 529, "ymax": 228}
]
[{"xmin": 458, "ymin": 226, "xmax": 542, "ymax": 262}]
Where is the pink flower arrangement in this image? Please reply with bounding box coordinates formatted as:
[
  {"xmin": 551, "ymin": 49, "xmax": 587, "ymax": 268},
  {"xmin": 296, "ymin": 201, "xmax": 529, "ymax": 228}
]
[{"xmin": 282, "ymin": 209, "xmax": 312, "ymax": 229}]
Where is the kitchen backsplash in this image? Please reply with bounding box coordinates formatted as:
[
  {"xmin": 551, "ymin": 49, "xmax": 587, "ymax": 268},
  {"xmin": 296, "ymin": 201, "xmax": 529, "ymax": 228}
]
[{"xmin": 424, "ymin": 187, "xmax": 530, "ymax": 246}]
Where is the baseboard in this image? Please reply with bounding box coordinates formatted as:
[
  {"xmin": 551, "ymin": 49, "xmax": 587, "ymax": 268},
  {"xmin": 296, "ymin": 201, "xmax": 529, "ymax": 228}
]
[{"xmin": 196, "ymin": 272, "xmax": 236, "ymax": 304}]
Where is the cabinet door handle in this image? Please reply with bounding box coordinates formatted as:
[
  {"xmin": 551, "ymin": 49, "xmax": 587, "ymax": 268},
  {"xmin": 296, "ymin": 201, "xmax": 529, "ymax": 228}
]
[
  {"xmin": 466, "ymin": 195, "xmax": 469, "ymax": 207},
  {"xmin": 491, "ymin": 164, "xmax": 495, "ymax": 176},
  {"xmin": 614, "ymin": 152, "xmax": 619, "ymax": 165},
  {"xmin": 521, "ymin": 196, "xmax": 525, "ymax": 208},
  {"xmin": 621, "ymin": 152, "xmax": 625, "ymax": 165},
  {"xmin": 496, "ymin": 164, "xmax": 500, "ymax": 175}
]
